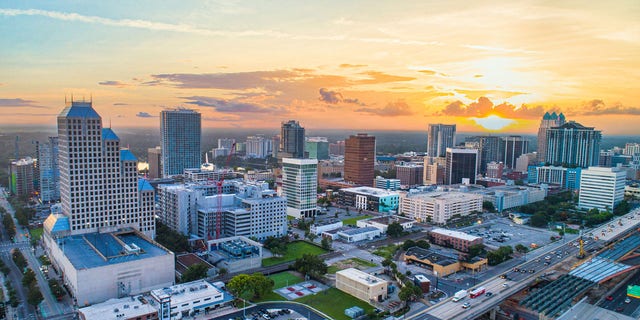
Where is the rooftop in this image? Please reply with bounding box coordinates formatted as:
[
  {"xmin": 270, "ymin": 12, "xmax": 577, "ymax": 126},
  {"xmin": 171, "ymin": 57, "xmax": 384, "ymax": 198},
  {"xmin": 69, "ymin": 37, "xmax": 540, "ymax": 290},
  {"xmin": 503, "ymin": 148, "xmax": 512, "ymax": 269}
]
[
  {"xmin": 404, "ymin": 247, "xmax": 458, "ymax": 266},
  {"xmin": 59, "ymin": 101, "xmax": 101, "ymax": 119},
  {"xmin": 138, "ymin": 179, "xmax": 154, "ymax": 192},
  {"xmin": 430, "ymin": 228, "xmax": 481, "ymax": 242},
  {"xmin": 338, "ymin": 227, "xmax": 380, "ymax": 236},
  {"xmin": 406, "ymin": 191, "xmax": 482, "ymax": 200},
  {"xmin": 101, "ymin": 128, "xmax": 119, "ymax": 141},
  {"xmin": 120, "ymin": 149, "xmax": 137, "ymax": 162},
  {"xmin": 337, "ymin": 268, "xmax": 387, "ymax": 286},
  {"xmin": 341, "ymin": 186, "xmax": 400, "ymax": 197},
  {"xmin": 150, "ymin": 280, "xmax": 231, "ymax": 307},
  {"xmin": 59, "ymin": 230, "xmax": 172, "ymax": 270},
  {"xmin": 78, "ymin": 296, "xmax": 157, "ymax": 320},
  {"xmin": 366, "ymin": 215, "xmax": 414, "ymax": 225}
]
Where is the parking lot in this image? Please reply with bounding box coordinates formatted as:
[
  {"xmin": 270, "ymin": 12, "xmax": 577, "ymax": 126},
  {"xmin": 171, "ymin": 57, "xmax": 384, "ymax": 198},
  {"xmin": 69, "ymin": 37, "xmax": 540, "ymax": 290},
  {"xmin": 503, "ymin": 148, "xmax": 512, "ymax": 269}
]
[{"xmin": 464, "ymin": 218, "xmax": 575, "ymax": 251}]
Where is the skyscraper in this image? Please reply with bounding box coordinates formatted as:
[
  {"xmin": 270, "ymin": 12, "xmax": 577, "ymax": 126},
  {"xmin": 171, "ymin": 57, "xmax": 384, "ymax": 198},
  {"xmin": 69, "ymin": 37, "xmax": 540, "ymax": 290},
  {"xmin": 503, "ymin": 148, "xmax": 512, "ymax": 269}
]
[
  {"xmin": 464, "ymin": 135, "xmax": 500, "ymax": 173},
  {"xmin": 56, "ymin": 100, "xmax": 155, "ymax": 237},
  {"xmin": 445, "ymin": 148, "xmax": 478, "ymax": 185},
  {"xmin": 502, "ymin": 136, "xmax": 529, "ymax": 169},
  {"xmin": 537, "ymin": 112, "xmax": 565, "ymax": 163},
  {"xmin": 147, "ymin": 146, "xmax": 162, "ymax": 179},
  {"xmin": 427, "ymin": 124, "xmax": 456, "ymax": 157},
  {"xmin": 279, "ymin": 120, "xmax": 305, "ymax": 159},
  {"xmin": 396, "ymin": 164, "xmax": 424, "ymax": 187},
  {"xmin": 578, "ymin": 167, "xmax": 625, "ymax": 210},
  {"xmin": 305, "ymin": 137, "xmax": 330, "ymax": 160},
  {"xmin": 344, "ymin": 133, "xmax": 376, "ymax": 187},
  {"xmin": 160, "ymin": 109, "xmax": 201, "ymax": 177},
  {"xmin": 38, "ymin": 136, "xmax": 60, "ymax": 202},
  {"xmin": 9, "ymin": 157, "xmax": 36, "ymax": 198},
  {"xmin": 545, "ymin": 121, "xmax": 601, "ymax": 168},
  {"xmin": 282, "ymin": 158, "xmax": 318, "ymax": 218}
]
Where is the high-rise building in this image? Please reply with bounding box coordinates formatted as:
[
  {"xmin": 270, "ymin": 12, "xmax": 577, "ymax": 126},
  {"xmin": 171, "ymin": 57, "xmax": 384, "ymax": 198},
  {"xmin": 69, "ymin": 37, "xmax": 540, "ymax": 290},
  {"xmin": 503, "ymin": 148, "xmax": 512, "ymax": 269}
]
[
  {"xmin": 329, "ymin": 140, "xmax": 345, "ymax": 156},
  {"xmin": 147, "ymin": 146, "xmax": 162, "ymax": 179},
  {"xmin": 344, "ymin": 133, "xmax": 376, "ymax": 186},
  {"xmin": 423, "ymin": 161, "xmax": 445, "ymax": 185},
  {"xmin": 279, "ymin": 120, "xmax": 305, "ymax": 159},
  {"xmin": 445, "ymin": 148, "xmax": 478, "ymax": 185},
  {"xmin": 55, "ymin": 100, "xmax": 155, "ymax": 237},
  {"xmin": 9, "ymin": 157, "xmax": 36, "ymax": 198},
  {"xmin": 396, "ymin": 164, "xmax": 424, "ymax": 187},
  {"xmin": 245, "ymin": 135, "xmax": 272, "ymax": 158},
  {"xmin": 282, "ymin": 158, "xmax": 318, "ymax": 218},
  {"xmin": 464, "ymin": 136, "xmax": 500, "ymax": 173},
  {"xmin": 545, "ymin": 121, "xmax": 601, "ymax": 168},
  {"xmin": 537, "ymin": 112, "xmax": 566, "ymax": 163},
  {"xmin": 38, "ymin": 137, "xmax": 60, "ymax": 202},
  {"xmin": 599, "ymin": 150, "xmax": 614, "ymax": 167},
  {"xmin": 160, "ymin": 109, "xmax": 201, "ymax": 177},
  {"xmin": 486, "ymin": 162, "xmax": 504, "ymax": 179},
  {"xmin": 578, "ymin": 167, "xmax": 625, "ymax": 210},
  {"xmin": 218, "ymin": 138, "xmax": 236, "ymax": 150},
  {"xmin": 427, "ymin": 124, "xmax": 456, "ymax": 158},
  {"xmin": 502, "ymin": 136, "xmax": 529, "ymax": 169},
  {"xmin": 305, "ymin": 137, "xmax": 330, "ymax": 160},
  {"xmin": 623, "ymin": 143, "xmax": 640, "ymax": 156}
]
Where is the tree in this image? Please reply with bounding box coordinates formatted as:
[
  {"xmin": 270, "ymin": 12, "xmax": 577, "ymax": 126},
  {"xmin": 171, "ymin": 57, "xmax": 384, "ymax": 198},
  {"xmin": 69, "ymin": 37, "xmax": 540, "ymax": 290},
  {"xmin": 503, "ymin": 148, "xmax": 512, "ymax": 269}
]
[
  {"xmin": 227, "ymin": 274, "xmax": 252, "ymax": 299},
  {"xmin": 264, "ymin": 236, "xmax": 288, "ymax": 257},
  {"xmin": 227, "ymin": 273, "xmax": 274, "ymax": 300},
  {"xmin": 514, "ymin": 244, "xmax": 529, "ymax": 254},
  {"xmin": 386, "ymin": 222, "xmax": 404, "ymax": 238},
  {"xmin": 306, "ymin": 232, "xmax": 318, "ymax": 242},
  {"xmin": 321, "ymin": 237, "xmax": 332, "ymax": 250},
  {"xmin": 482, "ymin": 201, "xmax": 496, "ymax": 213},
  {"xmin": 27, "ymin": 283, "xmax": 43, "ymax": 307},
  {"xmin": 180, "ymin": 263, "xmax": 209, "ymax": 283},
  {"xmin": 402, "ymin": 240, "xmax": 416, "ymax": 251},
  {"xmin": 22, "ymin": 268, "xmax": 36, "ymax": 287},
  {"xmin": 293, "ymin": 254, "xmax": 328, "ymax": 279},
  {"xmin": 530, "ymin": 213, "xmax": 548, "ymax": 227},
  {"xmin": 467, "ymin": 244, "xmax": 485, "ymax": 259},
  {"xmin": 155, "ymin": 221, "xmax": 190, "ymax": 253},
  {"xmin": 382, "ymin": 258, "xmax": 393, "ymax": 268},
  {"xmin": 249, "ymin": 273, "xmax": 274, "ymax": 299},
  {"xmin": 416, "ymin": 240, "xmax": 430, "ymax": 249}
]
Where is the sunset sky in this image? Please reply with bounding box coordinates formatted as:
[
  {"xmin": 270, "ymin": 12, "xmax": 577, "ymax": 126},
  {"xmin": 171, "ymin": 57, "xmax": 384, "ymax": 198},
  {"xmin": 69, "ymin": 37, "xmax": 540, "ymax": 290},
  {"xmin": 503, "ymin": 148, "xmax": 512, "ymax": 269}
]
[{"xmin": 0, "ymin": 1, "xmax": 639, "ymax": 134}]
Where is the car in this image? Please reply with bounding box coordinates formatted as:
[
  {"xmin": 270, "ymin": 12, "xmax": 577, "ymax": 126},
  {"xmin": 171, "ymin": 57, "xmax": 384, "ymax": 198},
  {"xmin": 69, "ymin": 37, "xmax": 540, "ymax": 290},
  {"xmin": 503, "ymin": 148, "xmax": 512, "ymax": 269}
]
[
  {"xmin": 529, "ymin": 269, "xmax": 535, "ymax": 273},
  {"xmin": 535, "ymin": 258, "xmax": 541, "ymax": 262},
  {"xmin": 462, "ymin": 302, "xmax": 471, "ymax": 309},
  {"xmin": 502, "ymin": 283, "xmax": 509, "ymax": 288},
  {"xmin": 615, "ymin": 306, "xmax": 624, "ymax": 312},
  {"xmin": 625, "ymin": 297, "xmax": 631, "ymax": 304},
  {"xmin": 500, "ymin": 274, "xmax": 508, "ymax": 279},
  {"xmin": 606, "ymin": 296, "xmax": 613, "ymax": 301},
  {"xmin": 486, "ymin": 292, "xmax": 493, "ymax": 297},
  {"xmin": 521, "ymin": 269, "xmax": 526, "ymax": 273},
  {"xmin": 545, "ymin": 255, "xmax": 551, "ymax": 260}
]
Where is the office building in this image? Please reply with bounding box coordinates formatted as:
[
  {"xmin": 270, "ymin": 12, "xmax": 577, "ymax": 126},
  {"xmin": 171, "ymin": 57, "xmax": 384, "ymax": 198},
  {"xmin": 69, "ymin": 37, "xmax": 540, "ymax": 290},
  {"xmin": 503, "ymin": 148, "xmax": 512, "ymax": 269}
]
[
  {"xmin": 147, "ymin": 146, "xmax": 162, "ymax": 179},
  {"xmin": 356, "ymin": 215, "xmax": 414, "ymax": 233},
  {"xmin": 337, "ymin": 186, "xmax": 399, "ymax": 213},
  {"xmin": 282, "ymin": 158, "xmax": 318, "ymax": 218},
  {"xmin": 279, "ymin": 120, "xmax": 305, "ymax": 159},
  {"xmin": 329, "ymin": 140, "xmax": 345, "ymax": 156},
  {"xmin": 623, "ymin": 143, "xmax": 640, "ymax": 156},
  {"xmin": 531, "ymin": 165, "xmax": 582, "ymax": 190},
  {"xmin": 545, "ymin": 121, "xmax": 601, "ymax": 168},
  {"xmin": 515, "ymin": 153, "xmax": 536, "ymax": 173},
  {"xmin": 445, "ymin": 148, "xmax": 478, "ymax": 185},
  {"xmin": 396, "ymin": 164, "xmax": 424, "ymax": 187},
  {"xmin": 218, "ymin": 138, "xmax": 236, "ymax": 151},
  {"xmin": 537, "ymin": 112, "xmax": 566, "ymax": 163},
  {"xmin": 403, "ymin": 247, "xmax": 487, "ymax": 276},
  {"xmin": 245, "ymin": 135, "xmax": 272, "ymax": 158},
  {"xmin": 344, "ymin": 133, "xmax": 376, "ymax": 186},
  {"xmin": 486, "ymin": 162, "xmax": 504, "ymax": 179},
  {"xmin": 423, "ymin": 157, "xmax": 445, "ymax": 185},
  {"xmin": 305, "ymin": 137, "xmax": 329, "ymax": 160},
  {"xmin": 400, "ymin": 191, "xmax": 483, "ymax": 224},
  {"xmin": 429, "ymin": 228, "xmax": 483, "ymax": 252},
  {"xmin": 458, "ymin": 185, "xmax": 547, "ymax": 212},
  {"xmin": 502, "ymin": 136, "xmax": 529, "ymax": 169},
  {"xmin": 375, "ymin": 176, "xmax": 401, "ymax": 190},
  {"xmin": 578, "ymin": 167, "xmax": 625, "ymax": 211},
  {"xmin": 160, "ymin": 108, "xmax": 201, "ymax": 177},
  {"xmin": 336, "ymin": 268, "xmax": 388, "ymax": 303},
  {"xmin": 9, "ymin": 157, "xmax": 36, "ymax": 198},
  {"xmin": 427, "ymin": 124, "xmax": 456, "ymax": 157},
  {"xmin": 464, "ymin": 135, "xmax": 501, "ymax": 173},
  {"xmin": 599, "ymin": 150, "xmax": 614, "ymax": 167},
  {"xmin": 37, "ymin": 137, "xmax": 60, "ymax": 203}
]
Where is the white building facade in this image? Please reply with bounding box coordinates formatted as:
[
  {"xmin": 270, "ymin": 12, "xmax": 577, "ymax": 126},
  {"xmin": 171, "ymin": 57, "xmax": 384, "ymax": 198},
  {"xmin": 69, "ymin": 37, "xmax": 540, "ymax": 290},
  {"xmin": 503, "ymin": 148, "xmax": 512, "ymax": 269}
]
[
  {"xmin": 282, "ymin": 158, "xmax": 318, "ymax": 218},
  {"xmin": 578, "ymin": 167, "xmax": 625, "ymax": 210},
  {"xmin": 400, "ymin": 191, "xmax": 483, "ymax": 224}
]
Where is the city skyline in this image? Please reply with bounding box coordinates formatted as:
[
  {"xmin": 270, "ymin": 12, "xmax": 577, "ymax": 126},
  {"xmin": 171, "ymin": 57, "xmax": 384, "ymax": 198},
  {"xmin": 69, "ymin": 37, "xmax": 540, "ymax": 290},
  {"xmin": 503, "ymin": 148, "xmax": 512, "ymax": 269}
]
[{"xmin": 0, "ymin": 1, "xmax": 639, "ymax": 134}]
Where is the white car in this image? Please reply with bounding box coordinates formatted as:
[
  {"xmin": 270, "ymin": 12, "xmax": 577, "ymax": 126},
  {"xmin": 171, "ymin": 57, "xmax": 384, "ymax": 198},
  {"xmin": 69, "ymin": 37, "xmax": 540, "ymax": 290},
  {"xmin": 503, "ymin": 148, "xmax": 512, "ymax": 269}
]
[{"xmin": 625, "ymin": 297, "xmax": 631, "ymax": 304}]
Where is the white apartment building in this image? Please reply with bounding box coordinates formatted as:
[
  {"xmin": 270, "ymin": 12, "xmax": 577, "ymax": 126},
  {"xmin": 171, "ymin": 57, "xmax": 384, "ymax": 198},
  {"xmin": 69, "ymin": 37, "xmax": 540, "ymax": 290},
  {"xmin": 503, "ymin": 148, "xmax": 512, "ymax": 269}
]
[
  {"xmin": 400, "ymin": 191, "xmax": 483, "ymax": 224},
  {"xmin": 579, "ymin": 167, "xmax": 625, "ymax": 210},
  {"xmin": 282, "ymin": 158, "xmax": 318, "ymax": 218}
]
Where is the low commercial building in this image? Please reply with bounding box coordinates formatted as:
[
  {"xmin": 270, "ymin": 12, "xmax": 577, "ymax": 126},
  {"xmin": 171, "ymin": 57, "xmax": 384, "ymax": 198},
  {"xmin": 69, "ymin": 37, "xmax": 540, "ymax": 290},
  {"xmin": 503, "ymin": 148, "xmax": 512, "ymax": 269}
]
[
  {"xmin": 175, "ymin": 254, "xmax": 217, "ymax": 280},
  {"xmin": 375, "ymin": 176, "xmax": 401, "ymax": 191},
  {"xmin": 310, "ymin": 220, "xmax": 343, "ymax": 235},
  {"xmin": 429, "ymin": 228, "xmax": 483, "ymax": 253},
  {"xmin": 150, "ymin": 280, "xmax": 233, "ymax": 319},
  {"xmin": 336, "ymin": 268, "xmax": 388, "ymax": 303},
  {"xmin": 403, "ymin": 247, "xmax": 487, "ymax": 276},
  {"xmin": 356, "ymin": 215, "xmax": 414, "ymax": 233},
  {"xmin": 337, "ymin": 227, "xmax": 381, "ymax": 242},
  {"xmin": 206, "ymin": 236, "xmax": 263, "ymax": 273},
  {"xmin": 338, "ymin": 187, "xmax": 400, "ymax": 213},
  {"xmin": 400, "ymin": 191, "xmax": 482, "ymax": 224},
  {"xmin": 467, "ymin": 185, "xmax": 547, "ymax": 212},
  {"xmin": 78, "ymin": 296, "xmax": 158, "ymax": 320}
]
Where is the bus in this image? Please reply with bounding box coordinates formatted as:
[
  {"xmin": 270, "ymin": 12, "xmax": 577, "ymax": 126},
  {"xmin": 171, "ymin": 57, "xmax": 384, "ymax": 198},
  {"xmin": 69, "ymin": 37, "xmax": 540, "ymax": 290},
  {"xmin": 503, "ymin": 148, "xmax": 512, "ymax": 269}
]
[{"xmin": 469, "ymin": 287, "xmax": 486, "ymax": 298}]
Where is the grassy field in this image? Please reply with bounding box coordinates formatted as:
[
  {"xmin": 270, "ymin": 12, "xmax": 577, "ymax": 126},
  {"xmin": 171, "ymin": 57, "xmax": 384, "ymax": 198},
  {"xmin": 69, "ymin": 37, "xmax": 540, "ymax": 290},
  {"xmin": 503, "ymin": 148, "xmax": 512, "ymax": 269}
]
[
  {"xmin": 29, "ymin": 227, "xmax": 43, "ymax": 241},
  {"xmin": 372, "ymin": 244, "xmax": 400, "ymax": 259},
  {"xmin": 252, "ymin": 271, "xmax": 304, "ymax": 302},
  {"xmin": 327, "ymin": 257, "xmax": 378, "ymax": 274},
  {"xmin": 341, "ymin": 215, "xmax": 372, "ymax": 226},
  {"xmin": 296, "ymin": 288, "xmax": 374, "ymax": 320},
  {"xmin": 262, "ymin": 241, "xmax": 328, "ymax": 267}
]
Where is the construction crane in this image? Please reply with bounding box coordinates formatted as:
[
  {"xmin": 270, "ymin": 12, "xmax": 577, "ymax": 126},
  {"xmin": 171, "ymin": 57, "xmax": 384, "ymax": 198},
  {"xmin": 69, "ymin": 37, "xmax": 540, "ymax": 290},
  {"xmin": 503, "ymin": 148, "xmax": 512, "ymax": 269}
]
[
  {"xmin": 215, "ymin": 143, "xmax": 236, "ymax": 239},
  {"xmin": 577, "ymin": 237, "xmax": 586, "ymax": 259}
]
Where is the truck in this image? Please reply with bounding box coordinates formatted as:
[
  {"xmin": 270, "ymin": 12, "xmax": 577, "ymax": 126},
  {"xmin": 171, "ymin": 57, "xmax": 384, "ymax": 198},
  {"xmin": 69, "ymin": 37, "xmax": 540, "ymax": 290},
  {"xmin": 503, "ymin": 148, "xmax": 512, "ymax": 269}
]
[{"xmin": 452, "ymin": 290, "xmax": 467, "ymax": 302}]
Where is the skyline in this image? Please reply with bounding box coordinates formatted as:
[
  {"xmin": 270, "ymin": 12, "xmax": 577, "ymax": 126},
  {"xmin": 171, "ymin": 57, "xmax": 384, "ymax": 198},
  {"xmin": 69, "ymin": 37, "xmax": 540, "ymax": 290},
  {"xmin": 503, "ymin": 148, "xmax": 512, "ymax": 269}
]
[{"xmin": 1, "ymin": 1, "xmax": 639, "ymax": 134}]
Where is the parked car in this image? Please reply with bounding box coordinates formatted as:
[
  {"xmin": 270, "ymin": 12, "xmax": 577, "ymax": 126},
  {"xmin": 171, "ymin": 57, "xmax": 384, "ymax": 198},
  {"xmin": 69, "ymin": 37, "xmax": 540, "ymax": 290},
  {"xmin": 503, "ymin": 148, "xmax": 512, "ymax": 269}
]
[{"xmin": 606, "ymin": 296, "xmax": 613, "ymax": 301}]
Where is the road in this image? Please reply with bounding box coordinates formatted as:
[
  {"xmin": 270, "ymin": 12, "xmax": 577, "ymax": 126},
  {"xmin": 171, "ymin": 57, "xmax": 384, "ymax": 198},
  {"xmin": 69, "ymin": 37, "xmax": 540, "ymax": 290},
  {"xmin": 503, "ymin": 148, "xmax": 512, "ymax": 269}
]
[{"xmin": 598, "ymin": 269, "xmax": 640, "ymax": 318}]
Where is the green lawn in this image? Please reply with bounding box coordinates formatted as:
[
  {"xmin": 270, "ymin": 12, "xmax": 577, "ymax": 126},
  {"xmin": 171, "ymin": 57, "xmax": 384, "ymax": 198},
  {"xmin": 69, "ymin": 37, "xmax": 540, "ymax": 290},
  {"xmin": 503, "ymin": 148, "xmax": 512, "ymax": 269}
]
[
  {"xmin": 251, "ymin": 271, "xmax": 304, "ymax": 303},
  {"xmin": 327, "ymin": 257, "xmax": 377, "ymax": 274},
  {"xmin": 262, "ymin": 241, "xmax": 328, "ymax": 267},
  {"xmin": 341, "ymin": 215, "xmax": 372, "ymax": 226},
  {"xmin": 296, "ymin": 288, "xmax": 374, "ymax": 320},
  {"xmin": 29, "ymin": 227, "xmax": 43, "ymax": 241},
  {"xmin": 372, "ymin": 244, "xmax": 399, "ymax": 259}
]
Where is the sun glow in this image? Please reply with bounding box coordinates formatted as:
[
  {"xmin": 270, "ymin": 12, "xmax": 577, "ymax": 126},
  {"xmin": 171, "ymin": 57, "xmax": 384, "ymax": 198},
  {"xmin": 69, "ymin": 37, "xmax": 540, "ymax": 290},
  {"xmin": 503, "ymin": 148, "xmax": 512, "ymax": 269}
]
[{"xmin": 470, "ymin": 114, "xmax": 515, "ymax": 130}]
